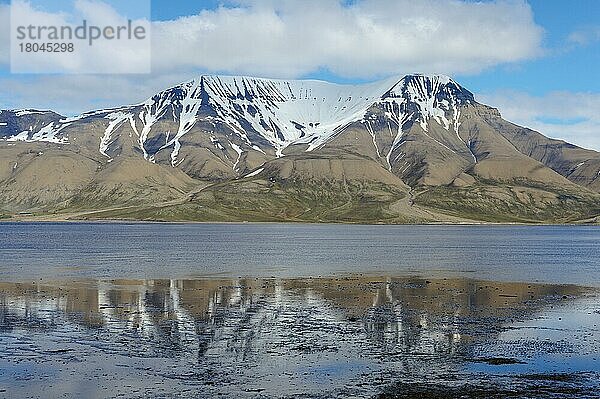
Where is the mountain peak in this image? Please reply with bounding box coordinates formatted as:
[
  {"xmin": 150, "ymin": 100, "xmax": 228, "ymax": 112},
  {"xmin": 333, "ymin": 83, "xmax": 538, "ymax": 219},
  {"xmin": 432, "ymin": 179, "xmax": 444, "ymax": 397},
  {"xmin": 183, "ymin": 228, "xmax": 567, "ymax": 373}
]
[
  {"xmin": 403, "ymin": 73, "xmax": 453, "ymax": 82},
  {"xmin": 386, "ymin": 74, "xmax": 474, "ymax": 104}
]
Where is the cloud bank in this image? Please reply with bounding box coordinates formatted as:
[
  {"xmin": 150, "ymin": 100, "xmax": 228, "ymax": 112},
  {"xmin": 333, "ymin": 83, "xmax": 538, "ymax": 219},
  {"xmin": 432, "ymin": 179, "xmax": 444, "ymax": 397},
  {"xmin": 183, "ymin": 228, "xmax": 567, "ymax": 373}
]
[
  {"xmin": 153, "ymin": 0, "xmax": 543, "ymax": 78},
  {"xmin": 2, "ymin": 0, "xmax": 544, "ymax": 114}
]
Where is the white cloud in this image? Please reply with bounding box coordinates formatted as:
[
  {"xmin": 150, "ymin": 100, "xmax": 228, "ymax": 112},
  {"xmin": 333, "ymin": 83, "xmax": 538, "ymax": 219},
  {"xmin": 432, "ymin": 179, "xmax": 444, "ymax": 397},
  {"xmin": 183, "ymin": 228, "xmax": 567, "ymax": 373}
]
[
  {"xmin": 477, "ymin": 91, "xmax": 600, "ymax": 151},
  {"xmin": 1, "ymin": 0, "xmax": 545, "ymax": 114},
  {"xmin": 152, "ymin": 0, "xmax": 544, "ymax": 78},
  {"xmin": 567, "ymin": 26, "xmax": 600, "ymax": 47}
]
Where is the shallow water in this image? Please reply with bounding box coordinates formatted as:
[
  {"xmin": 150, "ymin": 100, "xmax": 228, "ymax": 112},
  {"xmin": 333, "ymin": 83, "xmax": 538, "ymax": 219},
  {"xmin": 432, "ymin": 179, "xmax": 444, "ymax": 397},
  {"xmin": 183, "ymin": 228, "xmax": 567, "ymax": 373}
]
[{"xmin": 0, "ymin": 223, "xmax": 599, "ymax": 398}]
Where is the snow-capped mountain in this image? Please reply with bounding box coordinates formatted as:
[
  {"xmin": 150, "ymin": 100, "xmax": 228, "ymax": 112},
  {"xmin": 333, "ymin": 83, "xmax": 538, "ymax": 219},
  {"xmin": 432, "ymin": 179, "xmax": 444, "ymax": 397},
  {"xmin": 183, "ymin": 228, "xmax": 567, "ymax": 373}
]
[
  {"xmin": 1, "ymin": 74, "xmax": 600, "ymax": 222},
  {"xmin": 4, "ymin": 76, "xmax": 465, "ymax": 151},
  {"xmin": 0, "ymin": 74, "xmax": 482, "ymax": 175}
]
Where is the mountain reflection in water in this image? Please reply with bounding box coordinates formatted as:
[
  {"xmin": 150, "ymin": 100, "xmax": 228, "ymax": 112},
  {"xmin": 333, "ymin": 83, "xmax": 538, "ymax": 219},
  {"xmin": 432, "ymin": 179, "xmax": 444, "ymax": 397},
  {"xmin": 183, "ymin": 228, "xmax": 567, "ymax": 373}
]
[{"xmin": 0, "ymin": 276, "xmax": 599, "ymax": 398}]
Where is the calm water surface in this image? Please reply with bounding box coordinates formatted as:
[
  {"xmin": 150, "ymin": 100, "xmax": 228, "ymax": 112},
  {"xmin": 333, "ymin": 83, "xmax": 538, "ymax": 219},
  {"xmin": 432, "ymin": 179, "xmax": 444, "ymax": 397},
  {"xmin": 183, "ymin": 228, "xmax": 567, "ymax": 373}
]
[
  {"xmin": 0, "ymin": 223, "xmax": 599, "ymax": 398},
  {"xmin": 1, "ymin": 223, "xmax": 600, "ymax": 284}
]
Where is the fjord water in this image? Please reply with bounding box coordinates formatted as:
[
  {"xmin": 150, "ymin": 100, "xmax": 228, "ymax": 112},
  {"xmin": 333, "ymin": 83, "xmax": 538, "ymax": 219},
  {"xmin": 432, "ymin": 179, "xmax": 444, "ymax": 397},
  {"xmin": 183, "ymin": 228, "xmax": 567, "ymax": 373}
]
[
  {"xmin": 1, "ymin": 223, "xmax": 600, "ymax": 284},
  {"xmin": 0, "ymin": 223, "xmax": 599, "ymax": 398}
]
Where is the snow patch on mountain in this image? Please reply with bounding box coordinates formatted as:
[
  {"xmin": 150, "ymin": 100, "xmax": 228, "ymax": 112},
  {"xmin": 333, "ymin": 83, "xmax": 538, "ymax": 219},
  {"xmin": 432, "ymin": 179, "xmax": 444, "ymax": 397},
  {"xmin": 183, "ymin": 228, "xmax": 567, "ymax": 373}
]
[
  {"xmin": 6, "ymin": 131, "xmax": 30, "ymax": 142},
  {"xmin": 167, "ymin": 80, "xmax": 202, "ymax": 166},
  {"xmin": 244, "ymin": 167, "xmax": 264, "ymax": 178},
  {"xmin": 230, "ymin": 142, "xmax": 243, "ymax": 172},
  {"xmin": 14, "ymin": 109, "xmax": 47, "ymax": 117},
  {"xmin": 199, "ymin": 75, "xmax": 400, "ymax": 155},
  {"xmin": 139, "ymin": 92, "xmax": 173, "ymax": 161},
  {"xmin": 100, "ymin": 112, "xmax": 136, "ymax": 158},
  {"xmin": 6, "ymin": 122, "xmax": 68, "ymax": 144}
]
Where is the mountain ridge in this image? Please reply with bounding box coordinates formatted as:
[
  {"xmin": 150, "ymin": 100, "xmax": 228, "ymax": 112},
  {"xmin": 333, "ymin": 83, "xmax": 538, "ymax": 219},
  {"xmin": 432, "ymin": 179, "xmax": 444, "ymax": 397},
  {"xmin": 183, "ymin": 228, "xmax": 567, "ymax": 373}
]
[{"xmin": 1, "ymin": 74, "xmax": 600, "ymax": 223}]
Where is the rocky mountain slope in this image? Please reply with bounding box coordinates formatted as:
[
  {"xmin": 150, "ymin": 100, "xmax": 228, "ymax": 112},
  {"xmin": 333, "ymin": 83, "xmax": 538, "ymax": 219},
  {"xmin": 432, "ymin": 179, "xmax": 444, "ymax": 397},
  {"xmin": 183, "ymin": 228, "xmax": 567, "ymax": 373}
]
[{"xmin": 1, "ymin": 74, "xmax": 599, "ymax": 223}]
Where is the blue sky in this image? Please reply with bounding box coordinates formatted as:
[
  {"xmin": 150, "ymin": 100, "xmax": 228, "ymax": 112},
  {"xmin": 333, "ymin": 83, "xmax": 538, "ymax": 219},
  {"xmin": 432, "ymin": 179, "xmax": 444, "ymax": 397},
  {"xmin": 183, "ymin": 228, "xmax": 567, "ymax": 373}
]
[
  {"xmin": 1, "ymin": 0, "xmax": 600, "ymax": 149},
  {"xmin": 461, "ymin": 0, "xmax": 600, "ymax": 95}
]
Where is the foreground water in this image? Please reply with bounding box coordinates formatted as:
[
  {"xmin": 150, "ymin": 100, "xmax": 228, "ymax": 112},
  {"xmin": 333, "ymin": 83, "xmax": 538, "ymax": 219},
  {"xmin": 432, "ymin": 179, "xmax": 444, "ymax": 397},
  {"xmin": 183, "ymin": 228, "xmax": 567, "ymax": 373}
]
[{"xmin": 0, "ymin": 223, "xmax": 599, "ymax": 398}]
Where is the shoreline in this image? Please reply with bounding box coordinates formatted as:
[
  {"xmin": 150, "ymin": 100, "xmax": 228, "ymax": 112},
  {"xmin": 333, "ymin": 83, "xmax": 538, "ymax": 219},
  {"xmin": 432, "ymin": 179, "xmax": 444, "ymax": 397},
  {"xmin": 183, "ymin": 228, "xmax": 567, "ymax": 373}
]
[{"xmin": 2, "ymin": 216, "xmax": 598, "ymax": 226}]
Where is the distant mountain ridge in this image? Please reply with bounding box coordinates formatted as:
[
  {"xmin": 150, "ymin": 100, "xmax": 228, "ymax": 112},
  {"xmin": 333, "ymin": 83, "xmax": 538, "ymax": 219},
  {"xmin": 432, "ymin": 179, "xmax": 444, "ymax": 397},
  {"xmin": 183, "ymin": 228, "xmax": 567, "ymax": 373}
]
[{"xmin": 1, "ymin": 74, "xmax": 600, "ymax": 223}]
